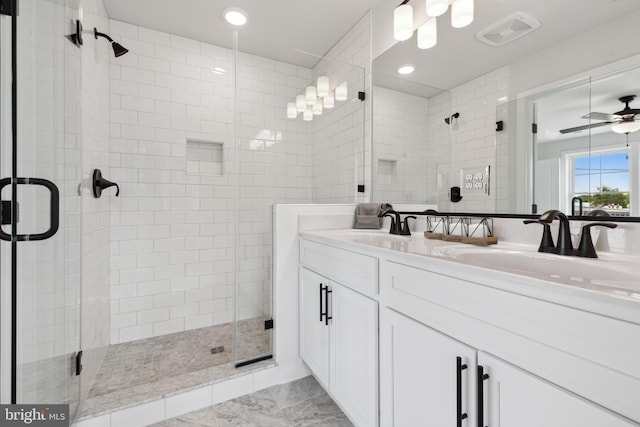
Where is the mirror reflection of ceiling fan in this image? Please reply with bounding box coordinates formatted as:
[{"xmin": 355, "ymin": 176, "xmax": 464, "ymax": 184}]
[{"xmin": 559, "ymin": 95, "xmax": 640, "ymax": 135}]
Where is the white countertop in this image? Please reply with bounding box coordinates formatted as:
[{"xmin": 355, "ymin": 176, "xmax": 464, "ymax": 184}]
[{"xmin": 299, "ymin": 228, "xmax": 640, "ymax": 324}]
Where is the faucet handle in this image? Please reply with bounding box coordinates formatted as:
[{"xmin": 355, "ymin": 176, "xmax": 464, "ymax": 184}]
[
  {"xmin": 523, "ymin": 219, "xmax": 555, "ymax": 253},
  {"xmin": 401, "ymin": 216, "xmax": 417, "ymax": 235},
  {"xmin": 577, "ymin": 222, "xmax": 618, "ymax": 258}
]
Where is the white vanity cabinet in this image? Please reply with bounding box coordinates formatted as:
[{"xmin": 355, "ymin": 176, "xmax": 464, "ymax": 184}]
[
  {"xmin": 478, "ymin": 351, "xmax": 634, "ymax": 427},
  {"xmin": 379, "ymin": 258, "xmax": 640, "ymax": 427},
  {"xmin": 299, "ymin": 239, "xmax": 378, "ymax": 427},
  {"xmin": 380, "ymin": 308, "xmax": 476, "ymax": 427}
]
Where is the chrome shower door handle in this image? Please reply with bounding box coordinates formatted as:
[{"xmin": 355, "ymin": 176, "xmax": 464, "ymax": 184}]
[{"xmin": 0, "ymin": 177, "xmax": 60, "ymax": 241}]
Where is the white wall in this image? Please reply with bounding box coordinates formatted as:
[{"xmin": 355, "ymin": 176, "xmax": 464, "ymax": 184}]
[
  {"xmin": 372, "ymin": 86, "xmax": 429, "ymax": 203},
  {"xmin": 107, "ymin": 21, "xmax": 314, "ymax": 343}
]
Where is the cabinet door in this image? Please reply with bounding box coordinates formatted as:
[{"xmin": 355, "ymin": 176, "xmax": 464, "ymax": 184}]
[
  {"xmin": 380, "ymin": 308, "xmax": 476, "ymax": 427},
  {"xmin": 299, "ymin": 267, "xmax": 330, "ymax": 388},
  {"xmin": 478, "ymin": 351, "xmax": 636, "ymax": 427},
  {"xmin": 330, "ymin": 282, "xmax": 378, "ymax": 427}
]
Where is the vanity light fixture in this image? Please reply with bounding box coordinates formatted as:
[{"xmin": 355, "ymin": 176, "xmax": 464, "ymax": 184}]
[
  {"xmin": 296, "ymin": 94, "xmax": 307, "ymax": 112},
  {"xmin": 287, "ymin": 102, "xmax": 297, "ymax": 118},
  {"xmin": 317, "ymin": 76, "xmax": 330, "ymax": 97},
  {"xmin": 335, "ymin": 82, "xmax": 348, "ymax": 101},
  {"xmin": 305, "ymin": 86, "xmax": 317, "ymax": 105},
  {"xmin": 394, "ymin": 0, "xmax": 473, "ymax": 49},
  {"xmin": 313, "ymin": 102, "xmax": 323, "ymax": 115},
  {"xmin": 397, "ymin": 64, "xmax": 415, "ymax": 75},
  {"xmin": 394, "ymin": 0, "xmax": 414, "ymax": 41},
  {"xmin": 417, "ymin": 18, "xmax": 437, "ymax": 49},
  {"xmin": 303, "ymin": 109, "xmax": 313, "ymax": 121},
  {"xmin": 451, "ymin": 0, "xmax": 474, "ymax": 28},
  {"xmin": 223, "ymin": 7, "xmax": 248, "ymax": 26},
  {"xmin": 323, "ymin": 92, "xmax": 335, "ymax": 109},
  {"xmin": 426, "ymin": 0, "xmax": 450, "ymax": 17}
]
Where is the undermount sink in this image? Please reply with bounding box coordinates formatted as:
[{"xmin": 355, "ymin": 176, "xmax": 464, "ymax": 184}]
[{"xmin": 444, "ymin": 246, "xmax": 638, "ymax": 287}]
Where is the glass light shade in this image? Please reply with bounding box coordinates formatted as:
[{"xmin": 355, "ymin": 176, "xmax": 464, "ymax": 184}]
[
  {"xmin": 303, "ymin": 108, "xmax": 313, "ymax": 121},
  {"xmin": 323, "ymin": 92, "xmax": 335, "ymax": 109},
  {"xmin": 426, "ymin": 0, "xmax": 449, "ymax": 17},
  {"xmin": 451, "ymin": 0, "xmax": 474, "ymax": 28},
  {"xmin": 417, "ymin": 18, "xmax": 437, "ymax": 49},
  {"xmin": 317, "ymin": 76, "xmax": 330, "ymax": 97},
  {"xmin": 394, "ymin": 4, "xmax": 413, "ymax": 41},
  {"xmin": 305, "ymin": 86, "xmax": 317, "ymax": 105},
  {"xmin": 611, "ymin": 121, "xmax": 640, "ymax": 134},
  {"xmin": 335, "ymin": 82, "xmax": 348, "ymax": 101},
  {"xmin": 313, "ymin": 102, "xmax": 323, "ymax": 115},
  {"xmin": 296, "ymin": 94, "xmax": 306, "ymax": 112},
  {"xmin": 287, "ymin": 102, "xmax": 297, "ymax": 118}
]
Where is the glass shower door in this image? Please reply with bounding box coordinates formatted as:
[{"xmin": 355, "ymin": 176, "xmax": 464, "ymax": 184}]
[{"xmin": 0, "ymin": 0, "xmax": 82, "ymax": 418}]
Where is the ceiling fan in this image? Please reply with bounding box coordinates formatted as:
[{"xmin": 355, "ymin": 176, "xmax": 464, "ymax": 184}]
[{"xmin": 559, "ymin": 95, "xmax": 640, "ymax": 134}]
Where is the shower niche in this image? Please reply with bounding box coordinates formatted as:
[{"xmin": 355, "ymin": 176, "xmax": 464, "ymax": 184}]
[{"xmin": 186, "ymin": 139, "xmax": 224, "ymax": 176}]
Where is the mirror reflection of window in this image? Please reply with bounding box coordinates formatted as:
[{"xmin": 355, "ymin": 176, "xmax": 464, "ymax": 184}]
[{"xmin": 571, "ymin": 150, "xmax": 631, "ymax": 217}]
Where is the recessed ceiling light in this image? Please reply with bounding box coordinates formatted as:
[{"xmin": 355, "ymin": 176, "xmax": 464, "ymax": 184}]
[
  {"xmin": 398, "ymin": 65, "xmax": 415, "ymax": 75},
  {"xmin": 223, "ymin": 7, "xmax": 248, "ymax": 26}
]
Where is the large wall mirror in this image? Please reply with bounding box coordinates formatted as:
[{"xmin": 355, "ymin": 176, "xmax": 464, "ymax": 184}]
[{"xmin": 371, "ymin": 0, "xmax": 640, "ymax": 219}]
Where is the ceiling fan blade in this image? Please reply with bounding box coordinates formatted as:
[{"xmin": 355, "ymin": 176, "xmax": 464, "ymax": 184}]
[
  {"xmin": 559, "ymin": 121, "xmax": 613, "ymax": 134},
  {"xmin": 581, "ymin": 112, "xmax": 622, "ymax": 121}
]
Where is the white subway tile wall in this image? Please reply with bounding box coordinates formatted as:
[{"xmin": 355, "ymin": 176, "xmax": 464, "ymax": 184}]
[
  {"xmin": 108, "ymin": 21, "xmax": 314, "ymax": 343},
  {"xmin": 372, "ymin": 86, "xmax": 429, "ymax": 203},
  {"xmin": 428, "ymin": 66, "xmax": 509, "ymax": 212},
  {"xmin": 80, "ymin": 0, "xmax": 112, "ymax": 403}
]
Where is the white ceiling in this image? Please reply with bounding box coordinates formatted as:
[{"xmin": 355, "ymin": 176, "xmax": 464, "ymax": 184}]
[
  {"xmin": 373, "ymin": 0, "xmax": 640, "ymax": 97},
  {"xmin": 102, "ymin": 0, "xmax": 381, "ymax": 68}
]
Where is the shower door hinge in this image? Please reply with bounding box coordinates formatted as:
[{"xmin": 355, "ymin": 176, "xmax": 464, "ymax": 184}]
[
  {"xmin": 1, "ymin": 200, "xmax": 13, "ymax": 224},
  {"xmin": 0, "ymin": 0, "xmax": 16, "ymax": 16},
  {"xmin": 264, "ymin": 319, "xmax": 274, "ymax": 330},
  {"xmin": 358, "ymin": 91, "xmax": 366, "ymax": 102},
  {"xmin": 75, "ymin": 350, "xmax": 83, "ymax": 376},
  {"xmin": 357, "ymin": 185, "xmax": 365, "ymax": 193},
  {"xmin": 532, "ymin": 123, "xmax": 538, "ymax": 134}
]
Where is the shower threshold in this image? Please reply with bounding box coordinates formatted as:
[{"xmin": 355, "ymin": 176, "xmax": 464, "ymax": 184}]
[{"xmin": 78, "ymin": 318, "xmax": 273, "ymax": 419}]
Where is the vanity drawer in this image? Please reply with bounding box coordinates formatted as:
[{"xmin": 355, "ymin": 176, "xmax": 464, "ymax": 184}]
[
  {"xmin": 380, "ymin": 259, "xmax": 640, "ymax": 423},
  {"xmin": 300, "ymin": 239, "xmax": 378, "ymax": 296}
]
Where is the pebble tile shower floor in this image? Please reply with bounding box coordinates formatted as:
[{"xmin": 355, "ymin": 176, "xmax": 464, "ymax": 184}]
[{"xmin": 150, "ymin": 376, "xmax": 353, "ymax": 427}]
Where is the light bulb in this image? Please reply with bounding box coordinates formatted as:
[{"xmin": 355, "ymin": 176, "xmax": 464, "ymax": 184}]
[
  {"xmin": 323, "ymin": 92, "xmax": 335, "ymax": 109},
  {"xmin": 394, "ymin": 3, "xmax": 413, "ymax": 41},
  {"xmin": 303, "ymin": 108, "xmax": 313, "ymax": 121},
  {"xmin": 426, "ymin": 0, "xmax": 449, "ymax": 17},
  {"xmin": 317, "ymin": 76, "xmax": 330, "ymax": 98},
  {"xmin": 451, "ymin": 0, "xmax": 473, "ymax": 28},
  {"xmin": 287, "ymin": 102, "xmax": 297, "ymax": 118},
  {"xmin": 223, "ymin": 8, "xmax": 248, "ymax": 26},
  {"xmin": 335, "ymin": 82, "xmax": 348, "ymax": 101},
  {"xmin": 417, "ymin": 18, "xmax": 437, "ymax": 49},
  {"xmin": 305, "ymin": 86, "xmax": 317, "ymax": 105},
  {"xmin": 397, "ymin": 65, "xmax": 415, "ymax": 75},
  {"xmin": 313, "ymin": 102, "xmax": 323, "ymax": 115},
  {"xmin": 296, "ymin": 94, "xmax": 306, "ymax": 112}
]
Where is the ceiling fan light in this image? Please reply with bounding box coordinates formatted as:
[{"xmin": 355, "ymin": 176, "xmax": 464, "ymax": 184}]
[
  {"xmin": 417, "ymin": 18, "xmax": 437, "ymax": 49},
  {"xmin": 426, "ymin": 0, "xmax": 449, "ymax": 17},
  {"xmin": 611, "ymin": 121, "xmax": 640, "ymax": 134},
  {"xmin": 394, "ymin": 3, "xmax": 414, "ymax": 41},
  {"xmin": 451, "ymin": 0, "xmax": 474, "ymax": 28}
]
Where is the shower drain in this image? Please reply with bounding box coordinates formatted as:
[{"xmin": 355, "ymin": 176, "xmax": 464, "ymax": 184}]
[{"xmin": 210, "ymin": 346, "xmax": 225, "ymax": 354}]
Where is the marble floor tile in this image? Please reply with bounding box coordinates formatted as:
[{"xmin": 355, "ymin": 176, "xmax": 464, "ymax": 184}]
[{"xmin": 155, "ymin": 376, "xmax": 353, "ymax": 427}]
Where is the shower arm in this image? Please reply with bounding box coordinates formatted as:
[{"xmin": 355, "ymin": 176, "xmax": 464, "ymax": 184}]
[{"xmin": 94, "ymin": 28, "xmax": 114, "ymax": 43}]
